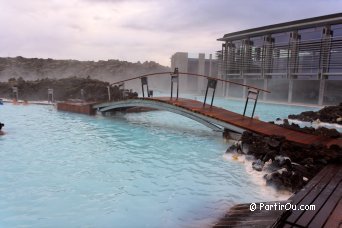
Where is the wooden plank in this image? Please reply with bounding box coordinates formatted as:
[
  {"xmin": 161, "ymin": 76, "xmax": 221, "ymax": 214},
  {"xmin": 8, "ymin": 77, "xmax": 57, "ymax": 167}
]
[
  {"xmin": 154, "ymin": 98, "xmax": 342, "ymax": 145},
  {"xmin": 323, "ymin": 197, "xmax": 342, "ymax": 228},
  {"xmin": 296, "ymin": 167, "xmax": 342, "ymax": 227},
  {"xmin": 310, "ymin": 181, "xmax": 342, "ymax": 227},
  {"xmin": 289, "ymin": 165, "xmax": 335, "ymax": 204},
  {"xmin": 285, "ymin": 165, "xmax": 339, "ymax": 224},
  {"xmin": 281, "ymin": 225, "xmax": 292, "ymax": 228},
  {"xmin": 142, "ymin": 97, "xmax": 342, "ymax": 147},
  {"xmin": 211, "ymin": 168, "xmax": 341, "ymax": 228}
]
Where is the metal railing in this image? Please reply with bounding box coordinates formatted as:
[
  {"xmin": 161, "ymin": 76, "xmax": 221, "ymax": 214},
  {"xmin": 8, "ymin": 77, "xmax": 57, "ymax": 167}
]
[
  {"xmin": 109, "ymin": 68, "xmax": 270, "ymax": 118},
  {"xmin": 219, "ymin": 35, "xmax": 342, "ymax": 79}
]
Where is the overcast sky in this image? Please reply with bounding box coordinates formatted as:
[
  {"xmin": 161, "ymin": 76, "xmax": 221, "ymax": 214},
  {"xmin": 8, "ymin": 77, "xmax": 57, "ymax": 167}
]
[{"xmin": 0, "ymin": 0, "xmax": 341, "ymax": 66}]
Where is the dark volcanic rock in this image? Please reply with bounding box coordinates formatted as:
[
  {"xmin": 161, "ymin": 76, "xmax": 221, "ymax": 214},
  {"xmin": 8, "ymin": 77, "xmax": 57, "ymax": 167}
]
[
  {"xmin": 288, "ymin": 103, "xmax": 342, "ymax": 124},
  {"xmin": 267, "ymin": 135, "xmax": 286, "ymax": 149},
  {"xmin": 226, "ymin": 143, "xmax": 238, "ymax": 153},
  {"xmin": 264, "ymin": 168, "xmax": 305, "ymax": 192},
  {"xmin": 241, "ymin": 129, "xmax": 341, "ymax": 192},
  {"xmin": 315, "ymin": 127, "xmax": 341, "ymax": 138},
  {"xmin": 252, "ymin": 159, "xmax": 264, "ymax": 171},
  {"xmin": 274, "ymin": 156, "xmax": 292, "ymax": 169},
  {"xmin": 262, "ymin": 150, "xmax": 276, "ymax": 162},
  {"xmin": 279, "ymin": 119, "xmax": 341, "ymax": 139},
  {"xmin": 0, "ymin": 77, "xmax": 138, "ymax": 102},
  {"xmin": 289, "ymin": 111, "xmax": 318, "ymax": 122},
  {"xmin": 291, "ymin": 162, "xmax": 311, "ymax": 179}
]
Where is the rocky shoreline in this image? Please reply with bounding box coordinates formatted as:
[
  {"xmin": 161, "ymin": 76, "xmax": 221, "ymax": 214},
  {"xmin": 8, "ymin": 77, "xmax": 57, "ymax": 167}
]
[
  {"xmin": 273, "ymin": 119, "xmax": 341, "ymax": 138},
  {"xmin": 240, "ymin": 131, "xmax": 340, "ymax": 192},
  {"xmin": 225, "ymin": 104, "xmax": 342, "ymax": 193},
  {"xmin": 288, "ymin": 103, "xmax": 342, "ymax": 124}
]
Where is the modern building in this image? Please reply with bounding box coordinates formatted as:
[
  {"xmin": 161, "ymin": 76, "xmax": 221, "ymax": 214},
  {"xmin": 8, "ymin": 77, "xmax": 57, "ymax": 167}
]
[
  {"xmin": 217, "ymin": 13, "xmax": 342, "ymax": 105},
  {"xmin": 170, "ymin": 52, "xmax": 218, "ymax": 93}
]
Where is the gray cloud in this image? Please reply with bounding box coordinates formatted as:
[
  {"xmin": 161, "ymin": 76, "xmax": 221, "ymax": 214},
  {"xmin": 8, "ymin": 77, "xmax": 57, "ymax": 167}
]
[{"xmin": 0, "ymin": 0, "xmax": 341, "ymax": 66}]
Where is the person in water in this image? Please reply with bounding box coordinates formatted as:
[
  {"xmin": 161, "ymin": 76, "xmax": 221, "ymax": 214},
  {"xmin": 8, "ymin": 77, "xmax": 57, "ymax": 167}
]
[{"xmin": 0, "ymin": 122, "xmax": 4, "ymax": 135}]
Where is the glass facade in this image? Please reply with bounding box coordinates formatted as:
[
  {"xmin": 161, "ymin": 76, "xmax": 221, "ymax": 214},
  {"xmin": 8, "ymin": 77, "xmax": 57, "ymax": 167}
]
[
  {"xmin": 271, "ymin": 32, "xmax": 290, "ymax": 76},
  {"xmin": 219, "ymin": 21, "xmax": 342, "ymax": 81},
  {"xmin": 329, "ymin": 24, "xmax": 342, "ymax": 74},
  {"xmin": 297, "ymin": 27, "xmax": 323, "ymax": 76}
]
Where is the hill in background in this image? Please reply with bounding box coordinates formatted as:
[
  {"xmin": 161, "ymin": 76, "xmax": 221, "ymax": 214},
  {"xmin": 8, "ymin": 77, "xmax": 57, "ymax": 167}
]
[
  {"xmin": 0, "ymin": 56, "xmax": 170, "ymax": 83},
  {"xmin": 0, "ymin": 77, "xmax": 138, "ymax": 102},
  {"xmin": 0, "ymin": 56, "xmax": 172, "ymax": 100}
]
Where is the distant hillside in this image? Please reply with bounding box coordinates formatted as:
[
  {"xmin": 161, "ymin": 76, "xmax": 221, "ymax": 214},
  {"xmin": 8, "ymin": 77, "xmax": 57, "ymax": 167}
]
[
  {"xmin": 0, "ymin": 77, "xmax": 137, "ymax": 102},
  {"xmin": 0, "ymin": 56, "xmax": 171, "ymax": 83}
]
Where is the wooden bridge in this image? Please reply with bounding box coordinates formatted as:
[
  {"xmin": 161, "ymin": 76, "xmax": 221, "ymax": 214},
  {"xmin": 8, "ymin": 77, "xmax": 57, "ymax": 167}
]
[{"xmin": 94, "ymin": 69, "xmax": 342, "ymax": 148}]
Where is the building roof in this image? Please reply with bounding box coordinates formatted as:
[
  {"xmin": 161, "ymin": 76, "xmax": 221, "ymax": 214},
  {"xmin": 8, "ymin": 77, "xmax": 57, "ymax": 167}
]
[{"xmin": 218, "ymin": 13, "xmax": 342, "ymax": 42}]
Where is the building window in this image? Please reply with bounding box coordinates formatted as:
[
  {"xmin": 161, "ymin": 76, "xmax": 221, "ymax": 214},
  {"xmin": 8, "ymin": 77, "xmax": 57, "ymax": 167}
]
[
  {"xmin": 329, "ymin": 24, "xmax": 342, "ymax": 75},
  {"xmin": 271, "ymin": 32, "xmax": 290, "ymax": 76},
  {"xmin": 297, "ymin": 27, "xmax": 323, "ymax": 77}
]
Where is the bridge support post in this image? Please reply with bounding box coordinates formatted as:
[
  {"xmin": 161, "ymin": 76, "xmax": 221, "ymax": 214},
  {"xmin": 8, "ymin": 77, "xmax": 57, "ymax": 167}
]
[
  {"xmin": 203, "ymin": 78, "xmax": 217, "ymax": 108},
  {"xmin": 170, "ymin": 68, "xmax": 179, "ymax": 100},
  {"xmin": 141, "ymin": 76, "xmax": 150, "ymax": 98}
]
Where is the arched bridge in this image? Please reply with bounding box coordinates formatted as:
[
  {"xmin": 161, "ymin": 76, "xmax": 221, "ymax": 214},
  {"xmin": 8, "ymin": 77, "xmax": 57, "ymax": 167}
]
[
  {"xmin": 96, "ymin": 98, "xmax": 238, "ymax": 132},
  {"xmin": 94, "ymin": 69, "xmax": 342, "ymax": 148}
]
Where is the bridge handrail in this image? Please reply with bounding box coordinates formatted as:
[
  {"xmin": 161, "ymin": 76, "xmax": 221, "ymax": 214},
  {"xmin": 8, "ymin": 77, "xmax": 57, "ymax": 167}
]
[{"xmin": 110, "ymin": 71, "xmax": 270, "ymax": 93}]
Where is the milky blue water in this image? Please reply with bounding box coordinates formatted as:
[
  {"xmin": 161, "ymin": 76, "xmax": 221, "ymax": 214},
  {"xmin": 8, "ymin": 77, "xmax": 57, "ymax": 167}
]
[{"xmin": 0, "ymin": 99, "xmax": 317, "ymax": 227}]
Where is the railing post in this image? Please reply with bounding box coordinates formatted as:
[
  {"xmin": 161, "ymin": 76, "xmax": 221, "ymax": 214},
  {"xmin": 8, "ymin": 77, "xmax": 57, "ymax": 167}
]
[
  {"xmin": 210, "ymin": 82, "xmax": 217, "ymax": 107},
  {"xmin": 203, "ymin": 78, "xmax": 217, "ymax": 108},
  {"xmin": 251, "ymin": 90, "xmax": 259, "ymax": 118},
  {"xmin": 170, "ymin": 68, "xmax": 179, "ymax": 100},
  {"xmin": 203, "ymin": 83, "xmax": 209, "ymax": 106},
  {"xmin": 243, "ymin": 88, "xmax": 259, "ymax": 118},
  {"xmin": 243, "ymin": 97, "xmax": 249, "ymax": 116}
]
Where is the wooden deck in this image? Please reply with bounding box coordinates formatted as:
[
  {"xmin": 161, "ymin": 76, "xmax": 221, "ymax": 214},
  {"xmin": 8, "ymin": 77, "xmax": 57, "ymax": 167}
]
[
  {"xmin": 279, "ymin": 164, "xmax": 342, "ymax": 228},
  {"xmin": 213, "ymin": 164, "xmax": 342, "ymax": 228},
  {"xmin": 149, "ymin": 97, "xmax": 342, "ymax": 148}
]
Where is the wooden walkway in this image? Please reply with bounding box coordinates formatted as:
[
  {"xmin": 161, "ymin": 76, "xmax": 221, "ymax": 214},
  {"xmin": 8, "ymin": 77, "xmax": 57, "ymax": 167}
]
[
  {"xmin": 149, "ymin": 97, "xmax": 342, "ymax": 148},
  {"xmin": 213, "ymin": 164, "xmax": 342, "ymax": 228},
  {"xmin": 279, "ymin": 164, "xmax": 342, "ymax": 228}
]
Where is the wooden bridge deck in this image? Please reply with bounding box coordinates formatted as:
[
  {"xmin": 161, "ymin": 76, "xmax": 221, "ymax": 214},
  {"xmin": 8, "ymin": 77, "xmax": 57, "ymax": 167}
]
[{"xmin": 148, "ymin": 97, "xmax": 342, "ymax": 148}]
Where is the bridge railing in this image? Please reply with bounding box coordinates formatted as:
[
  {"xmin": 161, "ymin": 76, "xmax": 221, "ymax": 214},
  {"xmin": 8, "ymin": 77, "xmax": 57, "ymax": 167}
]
[{"xmin": 109, "ymin": 68, "xmax": 271, "ymax": 118}]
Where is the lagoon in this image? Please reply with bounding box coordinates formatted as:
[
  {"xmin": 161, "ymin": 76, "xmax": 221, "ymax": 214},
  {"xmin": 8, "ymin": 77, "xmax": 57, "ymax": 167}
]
[{"xmin": 0, "ymin": 99, "xmax": 317, "ymax": 227}]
